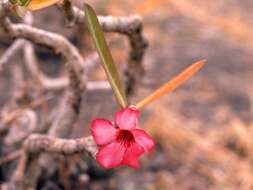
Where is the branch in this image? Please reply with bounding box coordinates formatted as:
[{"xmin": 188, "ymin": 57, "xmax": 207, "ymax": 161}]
[
  {"xmin": 23, "ymin": 42, "xmax": 110, "ymax": 91},
  {"xmin": 9, "ymin": 134, "xmax": 97, "ymax": 189},
  {"xmin": 4, "ymin": 109, "xmax": 37, "ymax": 146},
  {"xmin": 0, "ymin": 1, "xmax": 149, "ymax": 188},
  {"xmin": 0, "ymin": 93, "xmax": 54, "ymax": 136},
  {"xmin": 0, "ymin": 0, "xmax": 11, "ymax": 23},
  {"xmin": 0, "ymin": 39, "xmax": 26, "ymax": 70},
  {"xmin": 60, "ymin": 2, "xmax": 144, "ymax": 34},
  {"xmin": 1, "ymin": 15, "xmax": 88, "ymax": 188},
  {"xmin": 0, "ymin": 150, "xmax": 22, "ymax": 166},
  {"xmin": 24, "ymin": 134, "xmax": 97, "ymax": 157},
  {"xmin": 59, "ymin": 1, "xmax": 148, "ymax": 95},
  {"xmin": 2, "ymin": 21, "xmax": 86, "ymax": 138}
]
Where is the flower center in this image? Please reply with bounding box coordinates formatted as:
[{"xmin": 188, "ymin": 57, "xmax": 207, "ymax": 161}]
[{"xmin": 116, "ymin": 130, "xmax": 135, "ymax": 147}]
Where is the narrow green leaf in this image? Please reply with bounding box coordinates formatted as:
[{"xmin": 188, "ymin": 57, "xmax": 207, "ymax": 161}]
[{"xmin": 84, "ymin": 4, "xmax": 128, "ymax": 108}]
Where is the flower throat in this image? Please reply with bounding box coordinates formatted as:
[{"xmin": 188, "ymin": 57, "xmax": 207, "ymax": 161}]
[{"xmin": 116, "ymin": 130, "xmax": 135, "ymax": 147}]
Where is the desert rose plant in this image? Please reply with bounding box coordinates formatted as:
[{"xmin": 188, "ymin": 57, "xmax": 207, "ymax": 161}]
[{"xmin": 84, "ymin": 4, "xmax": 206, "ymax": 169}]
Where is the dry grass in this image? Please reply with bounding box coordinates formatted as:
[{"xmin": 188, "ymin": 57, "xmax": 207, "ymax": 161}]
[{"xmin": 145, "ymin": 103, "xmax": 253, "ymax": 189}]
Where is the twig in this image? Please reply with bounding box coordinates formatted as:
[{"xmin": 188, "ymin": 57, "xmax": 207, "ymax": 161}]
[
  {"xmin": 4, "ymin": 109, "xmax": 37, "ymax": 146},
  {"xmin": 0, "ymin": 39, "xmax": 26, "ymax": 70},
  {"xmin": 0, "ymin": 109, "xmax": 27, "ymax": 135},
  {"xmin": 23, "ymin": 41, "xmax": 50, "ymax": 120},
  {"xmin": 0, "ymin": 150, "xmax": 22, "ymax": 166},
  {"xmin": 42, "ymin": 78, "xmax": 111, "ymax": 91},
  {"xmin": 23, "ymin": 42, "xmax": 109, "ymax": 91},
  {"xmin": 83, "ymin": 52, "xmax": 100, "ymax": 70},
  {"xmin": 0, "ymin": 0, "xmax": 11, "ymax": 22},
  {"xmin": 60, "ymin": 0, "xmax": 76, "ymax": 26},
  {"xmin": 0, "ymin": 7, "xmax": 33, "ymax": 71}
]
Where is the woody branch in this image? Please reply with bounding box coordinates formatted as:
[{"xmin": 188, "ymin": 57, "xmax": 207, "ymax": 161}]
[
  {"xmin": 0, "ymin": 0, "xmax": 148, "ymax": 160},
  {"xmin": 0, "ymin": 1, "xmax": 148, "ymax": 188}
]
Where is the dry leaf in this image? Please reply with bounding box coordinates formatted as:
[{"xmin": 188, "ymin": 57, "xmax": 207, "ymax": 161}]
[
  {"xmin": 135, "ymin": 60, "xmax": 206, "ymax": 109},
  {"xmin": 26, "ymin": 0, "xmax": 60, "ymax": 11}
]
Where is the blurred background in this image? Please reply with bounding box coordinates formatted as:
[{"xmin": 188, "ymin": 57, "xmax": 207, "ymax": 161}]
[{"xmin": 2, "ymin": 0, "xmax": 253, "ymax": 189}]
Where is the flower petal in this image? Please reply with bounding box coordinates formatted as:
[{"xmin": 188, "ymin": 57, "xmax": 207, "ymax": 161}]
[
  {"xmin": 121, "ymin": 142, "xmax": 144, "ymax": 168},
  {"xmin": 96, "ymin": 141, "xmax": 126, "ymax": 169},
  {"xmin": 91, "ymin": 119, "xmax": 117, "ymax": 145},
  {"xmin": 115, "ymin": 107, "xmax": 140, "ymax": 130},
  {"xmin": 133, "ymin": 129, "xmax": 155, "ymax": 153}
]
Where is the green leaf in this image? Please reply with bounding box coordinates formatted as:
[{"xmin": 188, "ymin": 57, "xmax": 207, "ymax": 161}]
[
  {"xmin": 84, "ymin": 4, "xmax": 128, "ymax": 108},
  {"xmin": 18, "ymin": 0, "xmax": 30, "ymax": 6}
]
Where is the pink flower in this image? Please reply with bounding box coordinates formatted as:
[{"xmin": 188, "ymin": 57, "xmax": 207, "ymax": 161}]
[{"xmin": 91, "ymin": 106, "xmax": 155, "ymax": 169}]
